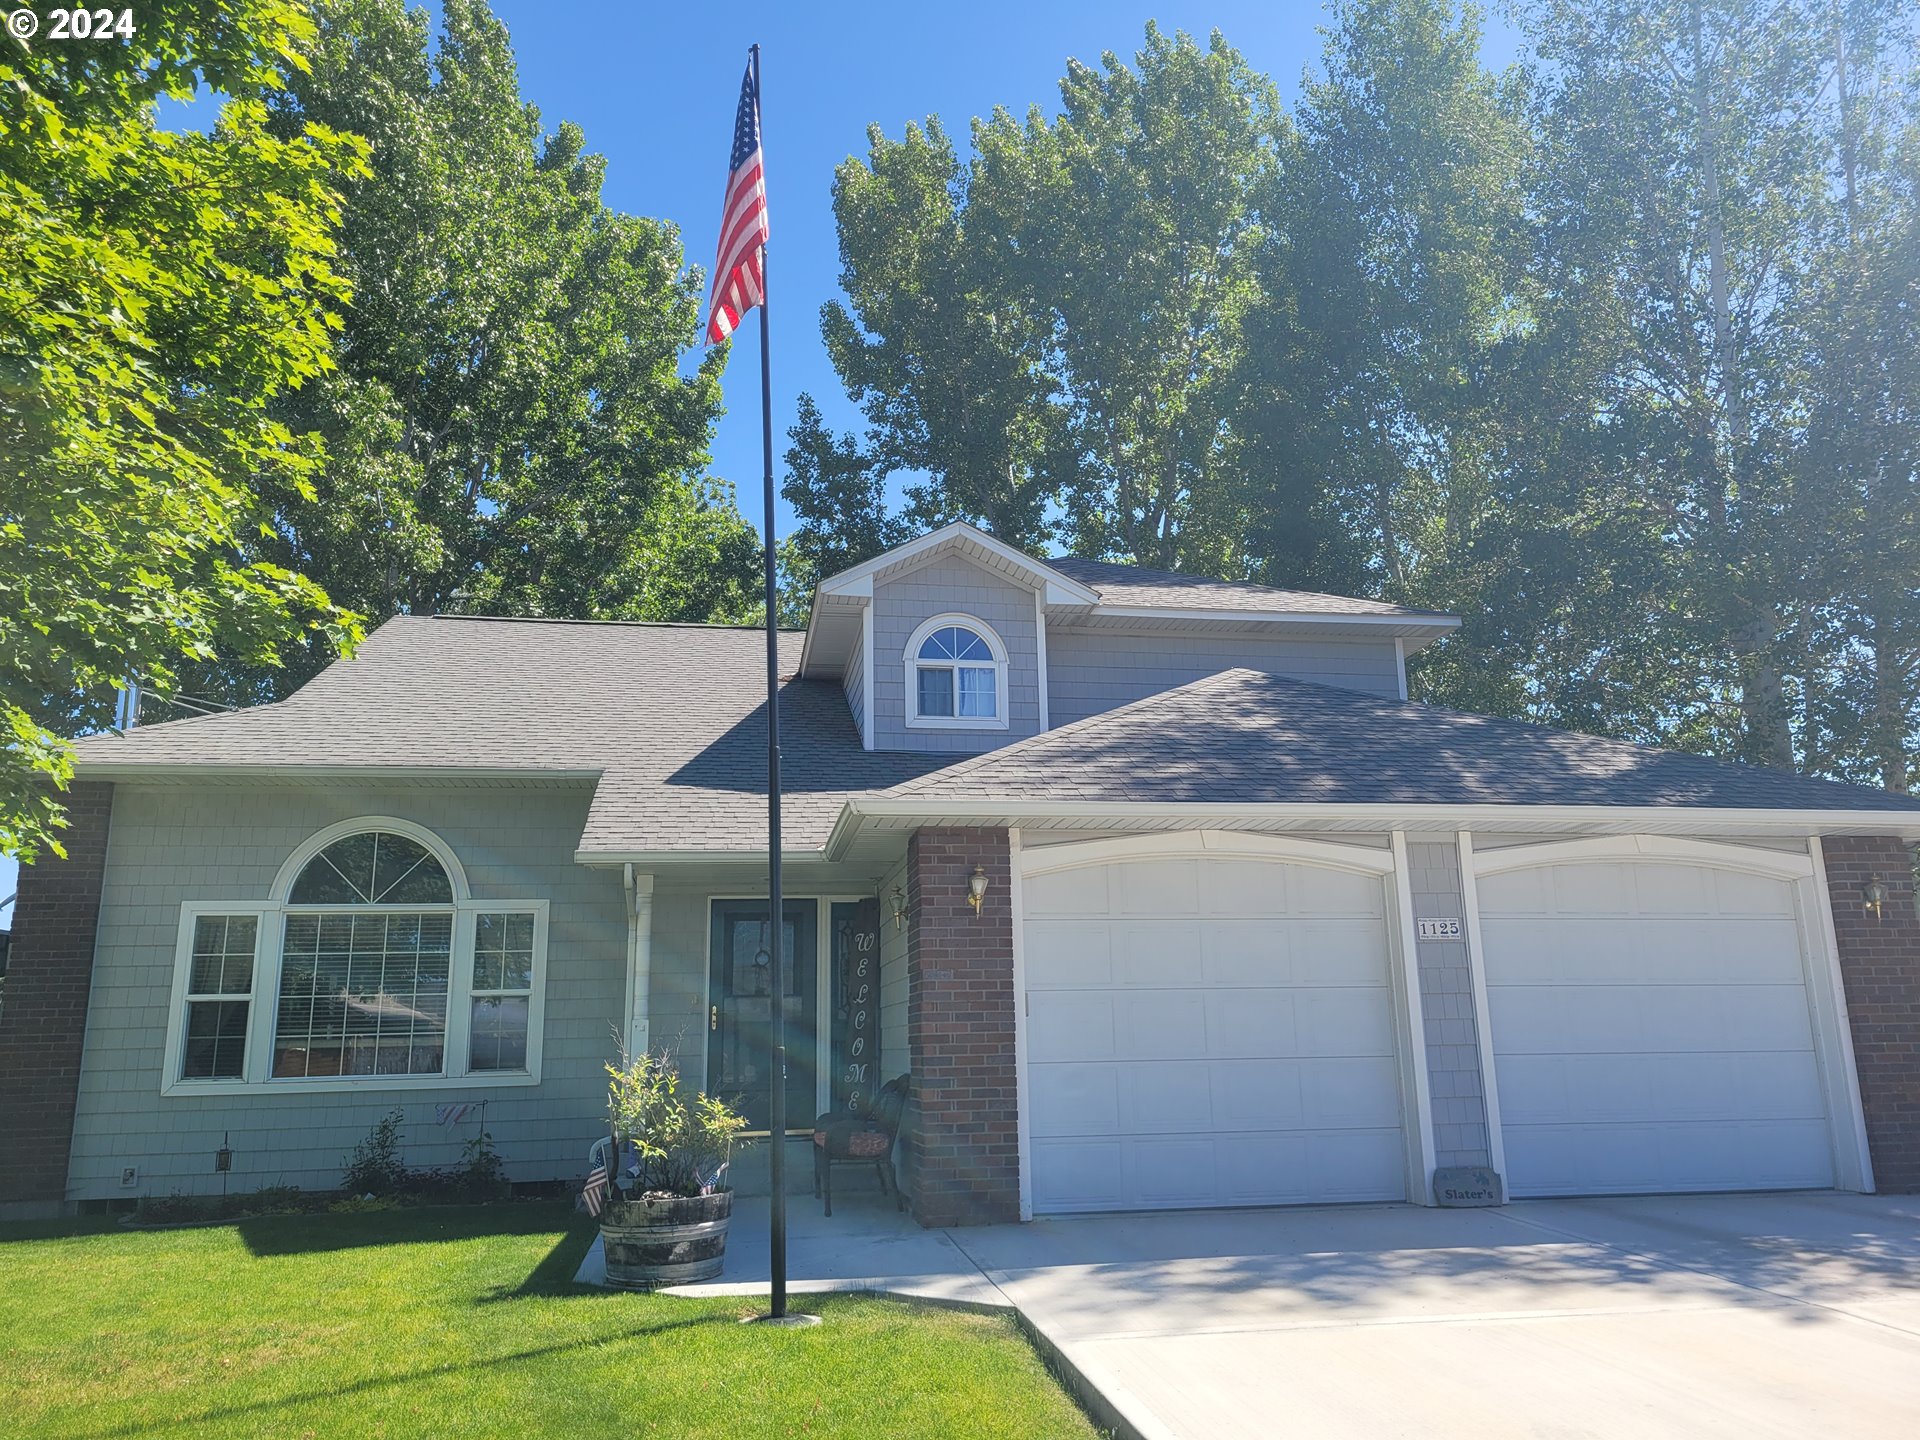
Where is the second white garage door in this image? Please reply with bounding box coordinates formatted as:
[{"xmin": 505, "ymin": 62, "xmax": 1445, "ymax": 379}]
[
  {"xmin": 1022, "ymin": 848, "xmax": 1407, "ymax": 1214},
  {"xmin": 1477, "ymin": 853, "xmax": 1837, "ymax": 1198}
]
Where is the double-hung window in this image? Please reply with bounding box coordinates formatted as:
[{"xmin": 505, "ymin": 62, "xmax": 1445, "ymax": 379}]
[{"xmin": 163, "ymin": 819, "xmax": 547, "ymax": 1095}]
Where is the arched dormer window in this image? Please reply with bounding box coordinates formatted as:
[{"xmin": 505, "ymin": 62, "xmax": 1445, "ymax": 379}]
[
  {"xmin": 164, "ymin": 817, "xmax": 547, "ymax": 1094},
  {"xmin": 905, "ymin": 614, "xmax": 1008, "ymax": 730}
]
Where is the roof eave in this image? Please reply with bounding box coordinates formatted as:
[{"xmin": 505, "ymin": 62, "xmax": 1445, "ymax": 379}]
[
  {"xmin": 70, "ymin": 760, "xmax": 605, "ymax": 784},
  {"xmin": 824, "ymin": 796, "xmax": 1920, "ymax": 860}
]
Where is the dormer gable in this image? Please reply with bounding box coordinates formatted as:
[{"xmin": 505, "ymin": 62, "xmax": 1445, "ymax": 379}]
[{"xmin": 800, "ymin": 521, "xmax": 1461, "ymax": 751}]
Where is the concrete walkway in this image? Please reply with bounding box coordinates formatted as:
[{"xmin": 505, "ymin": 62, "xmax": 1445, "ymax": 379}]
[{"xmin": 581, "ymin": 1190, "xmax": 1920, "ymax": 1438}]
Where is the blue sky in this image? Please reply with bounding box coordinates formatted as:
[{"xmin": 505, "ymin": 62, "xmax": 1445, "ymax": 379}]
[
  {"xmin": 486, "ymin": 0, "xmax": 1522, "ymax": 539},
  {"xmin": 1, "ymin": 4, "xmax": 1524, "ymax": 914}
]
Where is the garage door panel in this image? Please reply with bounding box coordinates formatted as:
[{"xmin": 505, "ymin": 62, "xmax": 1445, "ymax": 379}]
[
  {"xmin": 1114, "ymin": 921, "xmax": 1204, "ymax": 987},
  {"xmin": 1289, "ymin": 920, "xmax": 1392, "ymax": 986},
  {"xmin": 1024, "ymin": 918, "xmax": 1116, "ymax": 988},
  {"xmin": 1028, "ymin": 1062, "xmax": 1122, "ymax": 1138},
  {"xmin": 1491, "ymin": 983, "xmax": 1814, "ymax": 1055},
  {"xmin": 1713, "ymin": 867, "xmax": 1798, "ymax": 916},
  {"xmin": 1477, "ymin": 865, "xmax": 1553, "ymax": 914},
  {"xmin": 1497, "ymin": 1051, "xmax": 1827, "ymax": 1126},
  {"xmin": 1481, "ymin": 918, "xmax": 1806, "ymax": 987},
  {"xmin": 1298, "ymin": 1056, "xmax": 1404, "ymax": 1129},
  {"xmin": 1497, "ymin": 983, "xmax": 1812, "ymax": 1059},
  {"xmin": 1290, "ymin": 989, "xmax": 1398, "ymax": 1057},
  {"xmin": 1482, "ymin": 855, "xmax": 1837, "ymax": 1199},
  {"xmin": 1131, "ymin": 1137, "xmax": 1220, "ymax": 1207},
  {"xmin": 1119, "ymin": 990, "xmax": 1209, "ymax": 1058},
  {"xmin": 1504, "ymin": 1119, "xmax": 1834, "ymax": 1197},
  {"xmin": 1130, "ymin": 1061, "xmax": 1217, "ymax": 1132},
  {"xmin": 1030, "ymin": 1138, "xmax": 1127, "ymax": 1212},
  {"xmin": 1023, "ymin": 851, "xmax": 1405, "ymax": 1213},
  {"xmin": 1553, "ymin": 862, "xmax": 1635, "ymax": 912},
  {"xmin": 1115, "ymin": 859, "xmax": 1201, "ymax": 916},
  {"xmin": 1630, "ymin": 863, "xmax": 1711, "ymax": 914},
  {"xmin": 1202, "ymin": 920, "xmax": 1289, "ymax": 986},
  {"xmin": 1032, "ymin": 1129, "xmax": 1408, "ymax": 1214},
  {"xmin": 1201, "ymin": 859, "xmax": 1295, "ymax": 916},
  {"xmin": 1284, "ymin": 865, "xmax": 1385, "ymax": 917},
  {"xmin": 1203, "ymin": 989, "xmax": 1303, "ymax": 1057},
  {"xmin": 1028, "ymin": 991, "xmax": 1116, "ymax": 1061},
  {"xmin": 1024, "ymin": 863, "xmax": 1109, "ymax": 917}
]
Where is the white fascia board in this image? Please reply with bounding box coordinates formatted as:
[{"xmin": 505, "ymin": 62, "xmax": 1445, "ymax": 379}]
[
  {"xmin": 574, "ymin": 847, "xmax": 832, "ymax": 868},
  {"xmin": 812, "ymin": 521, "xmax": 1100, "ymax": 607},
  {"xmin": 825, "ymin": 796, "xmax": 1920, "ymax": 857},
  {"xmin": 73, "ymin": 762, "xmax": 603, "ymax": 784}
]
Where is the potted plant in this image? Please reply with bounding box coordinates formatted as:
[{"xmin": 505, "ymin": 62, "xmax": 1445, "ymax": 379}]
[{"xmin": 597, "ymin": 1052, "xmax": 749, "ymax": 1290}]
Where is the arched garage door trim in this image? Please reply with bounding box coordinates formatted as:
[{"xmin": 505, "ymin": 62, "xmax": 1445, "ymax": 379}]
[
  {"xmin": 1472, "ymin": 834, "xmax": 1814, "ymax": 884},
  {"xmin": 1463, "ymin": 832, "xmax": 1871, "ymax": 1195},
  {"xmin": 1020, "ymin": 829, "xmax": 1396, "ymax": 880},
  {"xmin": 1012, "ymin": 829, "xmax": 1432, "ymax": 1218}
]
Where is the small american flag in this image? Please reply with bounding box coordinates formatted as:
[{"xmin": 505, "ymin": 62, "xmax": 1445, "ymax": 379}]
[
  {"xmin": 579, "ymin": 1161, "xmax": 609, "ymax": 1218},
  {"xmin": 705, "ymin": 55, "xmax": 769, "ymax": 344}
]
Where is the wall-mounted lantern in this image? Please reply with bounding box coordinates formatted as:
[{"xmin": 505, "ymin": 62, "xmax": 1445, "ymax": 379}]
[
  {"xmin": 1863, "ymin": 874, "xmax": 1889, "ymax": 921},
  {"xmin": 889, "ymin": 886, "xmax": 909, "ymax": 931},
  {"xmin": 967, "ymin": 865, "xmax": 991, "ymax": 916}
]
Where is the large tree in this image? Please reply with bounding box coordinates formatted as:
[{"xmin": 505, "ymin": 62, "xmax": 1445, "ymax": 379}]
[
  {"xmin": 820, "ymin": 116, "xmax": 1064, "ymax": 547},
  {"xmin": 1506, "ymin": 0, "xmax": 1840, "ymax": 767},
  {"xmin": 1245, "ymin": 0, "xmax": 1531, "ymax": 615},
  {"xmin": 0, "ymin": 1, "xmax": 365, "ymax": 859},
  {"xmin": 200, "ymin": 0, "xmax": 758, "ymax": 701}
]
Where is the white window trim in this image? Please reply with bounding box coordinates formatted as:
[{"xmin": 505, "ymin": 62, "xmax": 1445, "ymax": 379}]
[
  {"xmin": 903, "ymin": 612, "xmax": 1010, "ymax": 731},
  {"xmin": 161, "ymin": 822, "xmax": 547, "ymax": 1097}
]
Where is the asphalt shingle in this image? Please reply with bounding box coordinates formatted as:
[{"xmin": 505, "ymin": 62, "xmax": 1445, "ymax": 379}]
[
  {"xmin": 70, "ymin": 615, "xmax": 949, "ymax": 854},
  {"xmin": 886, "ymin": 668, "xmax": 1920, "ymax": 813},
  {"xmin": 1044, "ymin": 555, "xmax": 1453, "ymax": 619}
]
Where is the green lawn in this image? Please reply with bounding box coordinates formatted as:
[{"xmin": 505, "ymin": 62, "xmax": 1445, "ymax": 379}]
[{"xmin": 0, "ymin": 1204, "xmax": 1099, "ymax": 1439}]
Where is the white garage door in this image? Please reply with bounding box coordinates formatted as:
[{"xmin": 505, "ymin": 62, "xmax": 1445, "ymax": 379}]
[
  {"xmin": 1022, "ymin": 851, "xmax": 1406, "ymax": 1214},
  {"xmin": 1478, "ymin": 856, "xmax": 1835, "ymax": 1197}
]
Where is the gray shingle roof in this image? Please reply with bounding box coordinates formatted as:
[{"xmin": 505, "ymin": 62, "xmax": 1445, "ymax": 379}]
[
  {"xmin": 886, "ymin": 668, "xmax": 1920, "ymax": 813},
  {"xmin": 1044, "ymin": 556, "xmax": 1453, "ymax": 619},
  {"xmin": 71, "ymin": 615, "xmax": 948, "ymax": 854}
]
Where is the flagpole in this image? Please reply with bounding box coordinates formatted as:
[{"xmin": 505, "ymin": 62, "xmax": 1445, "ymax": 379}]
[{"xmin": 751, "ymin": 40, "xmax": 792, "ymax": 1325}]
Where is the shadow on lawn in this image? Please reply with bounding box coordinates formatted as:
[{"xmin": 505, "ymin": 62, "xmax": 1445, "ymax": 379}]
[
  {"xmin": 69, "ymin": 1312, "xmax": 740, "ymax": 1440},
  {"xmin": 477, "ymin": 1217, "xmax": 612, "ymax": 1302},
  {"xmin": 237, "ymin": 1201, "xmax": 578, "ymax": 1257}
]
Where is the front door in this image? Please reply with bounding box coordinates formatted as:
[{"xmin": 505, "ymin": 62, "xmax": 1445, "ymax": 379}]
[{"xmin": 708, "ymin": 900, "xmax": 818, "ymax": 1132}]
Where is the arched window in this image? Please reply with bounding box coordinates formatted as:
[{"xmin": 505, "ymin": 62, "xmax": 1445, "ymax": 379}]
[
  {"xmin": 287, "ymin": 830, "xmax": 454, "ymax": 905},
  {"xmin": 905, "ymin": 614, "xmax": 1008, "ymax": 729},
  {"xmin": 166, "ymin": 818, "xmax": 546, "ymax": 1093}
]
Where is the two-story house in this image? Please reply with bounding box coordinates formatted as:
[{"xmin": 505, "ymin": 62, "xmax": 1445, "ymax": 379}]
[{"xmin": 5, "ymin": 521, "xmax": 1920, "ymax": 1221}]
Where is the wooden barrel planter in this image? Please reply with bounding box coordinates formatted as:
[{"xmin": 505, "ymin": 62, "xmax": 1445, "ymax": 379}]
[{"xmin": 599, "ymin": 1191, "xmax": 733, "ymax": 1290}]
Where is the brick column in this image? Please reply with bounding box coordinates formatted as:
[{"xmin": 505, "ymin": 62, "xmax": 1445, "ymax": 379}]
[
  {"xmin": 0, "ymin": 782, "xmax": 114, "ymax": 1207},
  {"xmin": 905, "ymin": 826, "xmax": 1019, "ymax": 1226},
  {"xmin": 1822, "ymin": 835, "xmax": 1920, "ymax": 1193}
]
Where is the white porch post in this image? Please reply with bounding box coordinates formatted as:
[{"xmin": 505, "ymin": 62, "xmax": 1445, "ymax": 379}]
[{"xmin": 623, "ymin": 867, "xmax": 655, "ymax": 1057}]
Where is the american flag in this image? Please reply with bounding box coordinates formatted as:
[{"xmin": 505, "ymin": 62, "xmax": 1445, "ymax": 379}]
[
  {"xmin": 706, "ymin": 56, "xmax": 769, "ymax": 345},
  {"xmin": 579, "ymin": 1160, "xmax": 609, "ymax": 1218}
]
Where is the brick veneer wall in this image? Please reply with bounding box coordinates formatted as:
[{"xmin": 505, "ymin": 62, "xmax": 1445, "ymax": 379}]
[
  {"xmin": 904, "ymin": 827, "xmax": 1020, "ymax": 1226},
  {"xmin": 1823, "ymin": 834, "xmax": 1920, "ymax": 1193},
  {"xmin": 0, "ymin": 782, "xmax": 114, "ymax": 1206}
]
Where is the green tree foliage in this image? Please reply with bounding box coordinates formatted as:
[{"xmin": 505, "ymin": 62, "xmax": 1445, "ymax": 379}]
[
  {"xmin": 0, "ymin": 1, "xmax": 367, "ymax": 859},
  {"xmin": 198, "ymin": 0, "xmax": 758, "ymax": 700},
  {"xmin": 820, "ymin": 117, "xmax": 1062, "ymax": 547},
  {"xmin": 807, "ymin": 5, "xmax": 1920, "ymax": 788}
]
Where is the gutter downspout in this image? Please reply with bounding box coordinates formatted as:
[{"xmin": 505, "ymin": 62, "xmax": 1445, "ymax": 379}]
[{"xmin": 622, "ymin": 864, "xmax": 655, "ymax": 1058}]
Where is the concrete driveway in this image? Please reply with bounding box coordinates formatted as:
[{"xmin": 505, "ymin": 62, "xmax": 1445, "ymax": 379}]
[{"xmin": 944, "ymin": 1191, "xmax": 1920, "ymax": 1440}]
